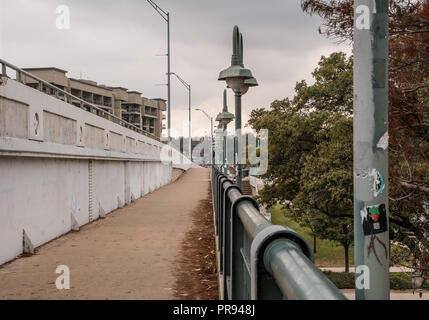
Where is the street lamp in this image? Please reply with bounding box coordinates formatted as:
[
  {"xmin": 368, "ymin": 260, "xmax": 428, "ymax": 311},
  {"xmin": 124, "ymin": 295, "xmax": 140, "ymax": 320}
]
[
  {"xmin": 218, "ymin": 26, "xmax": 254, "ymax": 92},
  {"xmin": 215, "ymin": 89, "xmax": 234, "ymax": 174},
  {"xmin": 170, "ymin": 72, "xmax": 191, "ymax": 161},
  {"xmin": 226, "ymin": 32, "xmax": 258, "ymax": 95},
  {"xmin": 218, "ymin": 25, "xmax": 258, "ymax": 190},
  {"xmin": 195, "ymin": 108, "xmax": 213, "ymax": 140},
  {"xmin": 195, "ymin": 108, "xmax": 214, "ymax": 164},
  {"xmin": 146, "ymin": 0, "xmax": 171, "ymax": 141}
]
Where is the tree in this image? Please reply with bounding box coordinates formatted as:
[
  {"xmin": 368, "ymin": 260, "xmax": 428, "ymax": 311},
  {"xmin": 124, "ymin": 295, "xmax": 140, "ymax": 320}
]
[
  {"xmin": 294, "ymin": 114, "xmax": 354, "ymax": 271},
  {"xmin": 313, "ymin": 215, "xmax": 354, "ymax": 272},
  {"xmin": 290, "ymin": 208, "xmax": 321, "ymax": 254},
  {"xmin": 300, "ymin": 0, "xmax": 429, "ymax": 274},
  {"xmin": 249, "ymin": 53, "xmax": 354, "ymax": 270}
]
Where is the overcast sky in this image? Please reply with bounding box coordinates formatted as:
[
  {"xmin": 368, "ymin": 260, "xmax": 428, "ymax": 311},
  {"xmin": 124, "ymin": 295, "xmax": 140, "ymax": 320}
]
[{"xmin": 0, "ymin": 0, "xmax": 351, "ymax": 138}]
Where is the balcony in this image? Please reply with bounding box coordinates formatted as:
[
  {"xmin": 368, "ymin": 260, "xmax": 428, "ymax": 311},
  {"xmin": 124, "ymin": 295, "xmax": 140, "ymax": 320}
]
[
  {"xmin": 121, "ymin": 103, "xmax": 141, "ymax": 115},
  {"xmin": 144, "ymin": 108, "xmax": 158, "ymax": 118}
]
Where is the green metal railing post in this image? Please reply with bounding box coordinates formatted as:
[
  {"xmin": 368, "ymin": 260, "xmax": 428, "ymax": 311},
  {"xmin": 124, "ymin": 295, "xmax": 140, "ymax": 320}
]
[
  {"xmin": 222, "ymin": 181, "xmax": 240, "ymax": 298},
  {"xmin": 211, "ymin": 162, "xmax": 346, "ymax": 300}
]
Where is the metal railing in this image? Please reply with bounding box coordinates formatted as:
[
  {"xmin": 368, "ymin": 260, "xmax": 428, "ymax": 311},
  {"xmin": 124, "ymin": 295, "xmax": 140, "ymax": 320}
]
[
  {"xmin": 211, "ymin": 166, "xmax": 346, "ymax": 300},
  {"xmin": 0, "ymin": 58, "xmax": 160, "ymax": 142}
]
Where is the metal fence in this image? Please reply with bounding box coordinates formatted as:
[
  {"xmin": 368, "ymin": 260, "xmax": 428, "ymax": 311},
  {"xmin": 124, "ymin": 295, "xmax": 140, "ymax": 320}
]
[
  {"xmin": 211, "ymin": 166, "xmax": 346, "ymax": 300},
  {"xmin": 0, "ymin": 58, "xmax": 160, "ymax": 141}
]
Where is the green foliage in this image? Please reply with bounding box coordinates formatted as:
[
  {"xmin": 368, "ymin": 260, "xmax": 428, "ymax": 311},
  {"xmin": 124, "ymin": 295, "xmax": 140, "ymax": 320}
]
[
  {"xmin": 301, "ymin": 0, "xmax": 429, "ymax": 270},
  {"xmin": 391, "ymin": 272, "xmax": 412, "ymax": 282},
  {"xmin": 292, "ymin": 52, "xmax": 353, "ymax": 115},
  {"xmin": 390, "ymin": 276, "xmax": 413, "ymax": 291},
  {"xmin": 249, "ymin": 52, "xmax": 354, "ymax": 270},
  {"xmin": 270, "ymin": 205, "xmax": 354, "ymax": 267},
  {"xmin": 323, "ymin": 271, "xmax": 429, "ymax": 290},
  {"xmin": 390, "ymin": 244, "xmax": 413, "ymax": 267},
  {"xmin": 323, "ymin": 271, "xmax": 354, "ymax": 289}
]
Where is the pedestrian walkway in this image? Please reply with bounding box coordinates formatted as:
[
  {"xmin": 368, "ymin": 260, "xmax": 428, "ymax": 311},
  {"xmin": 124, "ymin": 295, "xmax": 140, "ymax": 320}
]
[{"xmin": 0, "ymin": 168, "xmax": 210, "ymax": 300}]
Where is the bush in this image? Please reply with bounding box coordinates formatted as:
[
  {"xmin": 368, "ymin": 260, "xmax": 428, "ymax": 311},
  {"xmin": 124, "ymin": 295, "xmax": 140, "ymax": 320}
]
[
  {"xmin": 390, "ymin": 274, "xmax": 412, "ymax": 290},
  {"xmin": 323, "ymin": 271, "xmax": 354, "ymax": 289},
  {"xmin": 323, "ymin": 271, "xmax": 429, "ymax": 290}
]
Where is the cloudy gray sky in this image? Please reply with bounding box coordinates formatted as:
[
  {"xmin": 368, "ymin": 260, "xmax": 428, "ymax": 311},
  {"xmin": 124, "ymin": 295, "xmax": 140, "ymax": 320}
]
[{"xmin": 0, "ymin": 0, "xmax": 351, "ymax": 137}]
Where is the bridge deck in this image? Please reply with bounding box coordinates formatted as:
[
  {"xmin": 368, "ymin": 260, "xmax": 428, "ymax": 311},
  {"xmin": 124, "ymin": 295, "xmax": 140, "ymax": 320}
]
[{"xmin": 0, "ymin": 168, "xmax": 210, "ymax": 299}]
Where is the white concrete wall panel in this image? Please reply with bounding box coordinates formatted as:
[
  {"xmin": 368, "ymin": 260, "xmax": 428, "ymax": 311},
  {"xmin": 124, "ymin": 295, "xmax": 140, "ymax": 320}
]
[
  {"xmin": 43, "ymin": 111, "xmax": 77, "ymax": 145},
  {"xmin": 143, "ymin": 162, "xmax": 150, "ymax": 195},
  {"xmin": 129, "ymin": 161, "xmax": 142, "ymax": 200},
  {"xmin": 0, "ymin": 157, "xmax": 88, "ymax": 265},
  {"xmin": 0, "ymin": 79, "xmax": 177, "ymax": 265},
  {"xmin": 93, "ymin": 160, "xmax": 126, "ymax": 219},
  {"xmin": 0, "ymin": 96, "xmax": 28, "ymax": 139}
]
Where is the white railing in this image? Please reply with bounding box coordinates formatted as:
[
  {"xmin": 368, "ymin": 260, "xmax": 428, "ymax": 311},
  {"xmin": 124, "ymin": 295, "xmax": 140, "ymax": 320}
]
[{"xmin": 0, "ymin": 58, "xmax": 160, "ymax": 141}]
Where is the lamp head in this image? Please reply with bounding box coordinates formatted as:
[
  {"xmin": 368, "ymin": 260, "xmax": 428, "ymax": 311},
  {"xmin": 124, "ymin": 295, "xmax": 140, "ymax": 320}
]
[
  {"xmin": 218, "ymin": 65, "xmax": 253, "ymax": 91},
  {"xmin": 216, "ymin": 89, "xmax": 234, "ymax": 125},
  {"xmin": 218, "ymin": 26, "xmax": 253, "ymax": 91},
  {"xmin": 244, "ymin": 77, "xmax": 258, "ymax": 88}
]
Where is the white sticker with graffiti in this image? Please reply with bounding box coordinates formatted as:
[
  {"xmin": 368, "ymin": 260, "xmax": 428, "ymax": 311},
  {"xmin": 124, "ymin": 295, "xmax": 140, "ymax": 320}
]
[
  {"xmin": 376, "ymin": 132, "xmax": 389, "ymax": 150},
  {"xmin": 369, "ymin": 168, "xmax": 385, "ymax": 197}
]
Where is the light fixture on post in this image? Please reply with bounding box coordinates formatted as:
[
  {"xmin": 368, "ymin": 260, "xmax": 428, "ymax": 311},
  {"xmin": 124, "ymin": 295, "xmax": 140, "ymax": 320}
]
[
  {"xmin": 170, "ymin": 72, "xmax": 191, "ymax": 161},
  {"xmin": 218, "ymin": 27, "xmax": 254, "ymax": 92},
  {"xmin": 226, "ymin": 32, "xmax": 258, "ymax": 95},
  {"xmin": 218, "ymin": 25, "xmax": 258, "ymax": 190},
  {"xmin": 146, "ymin": 0, "xmax": 171, "ymax": 142},
  {"xmin": 215, "ymin": 89, "xmax": 234, "ymax": 174},
  {"xmin": 195, "ymin": 108, "xmax": 213, "ymax": 165}
]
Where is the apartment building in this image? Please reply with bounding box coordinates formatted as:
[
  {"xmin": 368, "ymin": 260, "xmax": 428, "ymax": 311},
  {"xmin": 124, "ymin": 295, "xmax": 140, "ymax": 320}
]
[{"xmin": 21, "ymin": 67, "xmax": 166, "ymax": 139}]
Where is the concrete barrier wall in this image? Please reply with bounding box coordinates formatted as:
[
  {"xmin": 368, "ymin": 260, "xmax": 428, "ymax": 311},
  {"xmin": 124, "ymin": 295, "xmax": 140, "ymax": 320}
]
[
  {"xmin": 172, "ymin": 168, "xmax": 186, "ymax": 182},
  {"xmin": 0, "ymin": 79, "xmax": 173, "ymax": 265}
]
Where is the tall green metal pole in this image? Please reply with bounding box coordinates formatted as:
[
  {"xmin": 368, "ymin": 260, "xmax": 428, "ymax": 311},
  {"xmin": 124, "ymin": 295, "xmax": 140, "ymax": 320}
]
[
  {"xmin": 189, "ymin": 84, "xmax": 192, "ymax": 161},
  {"xmin": 353, "ymin": 0, "xmax": 389, "ymax": 300},
  {"xmin": 223, "ymin": 90, "xmax": 227, "ymax": 176},
  {"xmin": 167, "ymin": 12, "xmax": 171, "ymax": 142},
  {"xmin": 234, "ymin": 90, "xmax": 242, "ymax": 190},
  {"xmin": 217, "ymin": 89, "xmax": 234, "ymax": 176},
  {"xmin": 146, "ymin": 1, "xmax": 171, "ymax": 141},
  {"xmin": 223, "ymin": 123, "xmax": 227, "ymax": 175},
  {"xmin": 218, "ymin": 26, "xmax": 254, "ymax": 189}
]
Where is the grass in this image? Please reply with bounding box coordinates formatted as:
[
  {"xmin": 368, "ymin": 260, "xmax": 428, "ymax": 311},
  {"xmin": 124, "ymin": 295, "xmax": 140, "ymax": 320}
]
[{"xmin": 269, "ymin": 204, "xmax": 354, "ymax": 268}]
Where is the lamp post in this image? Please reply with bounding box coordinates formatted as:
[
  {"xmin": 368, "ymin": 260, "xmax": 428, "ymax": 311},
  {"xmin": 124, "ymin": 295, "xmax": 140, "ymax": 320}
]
[
  {"xmin": 353, "ymin": 0, "xmax": 390, "ymax": 300},
  {"xmin": 218, "ymin": 26, "xmax": 258, "ymax": 190},
  {"xmin": 195, "ymin": 108, "xmax": 214, "ymax": 165},
  {"xmin": 146, "ymin": 0, "xmax": 171, "ymax": 141},
  {"xmin": 170, "ymin": 72, "xmax": 191, "ymax": 161},
  {"xmin": 216, "ymin": 89, "xmax": 234, "ymax": 175}
]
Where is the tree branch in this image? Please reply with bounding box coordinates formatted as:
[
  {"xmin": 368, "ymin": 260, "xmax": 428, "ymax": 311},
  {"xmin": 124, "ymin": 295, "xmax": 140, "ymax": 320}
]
[
  {"xmin": 398, "ymin": 181, "xmax": 429, "ymax": 194},
  {"xmin": 402, "ymin": 83, "xmax": 429, "ymax": 93}
]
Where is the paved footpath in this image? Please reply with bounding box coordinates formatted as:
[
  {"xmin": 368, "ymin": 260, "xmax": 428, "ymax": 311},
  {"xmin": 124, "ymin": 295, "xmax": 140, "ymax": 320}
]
[{"xmin": 0, "ymin": 168, "xmax": 210, "ymax": 300}]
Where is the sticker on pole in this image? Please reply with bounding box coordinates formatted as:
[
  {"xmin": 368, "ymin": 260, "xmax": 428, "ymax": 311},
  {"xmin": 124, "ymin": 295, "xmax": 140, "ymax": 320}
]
[
  {"xmin": 370, "ymin": 169, "xmax": 385, "ymax": 197},
  {"xmin": 362, "ymin": 204, "xmax": 387, "ymax": 235}
]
